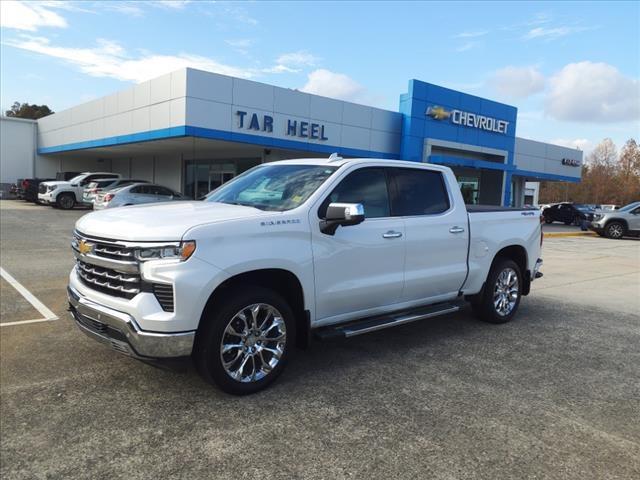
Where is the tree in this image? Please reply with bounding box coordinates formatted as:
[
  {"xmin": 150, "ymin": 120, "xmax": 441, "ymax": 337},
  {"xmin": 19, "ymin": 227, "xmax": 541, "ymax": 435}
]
[
  {"xmin": 5, "ymin": 101, "xmax": 54, "ymax": 119},
  {"xmin": 539, "ymin": 137, "xmax": 640, "ymax": 206}
]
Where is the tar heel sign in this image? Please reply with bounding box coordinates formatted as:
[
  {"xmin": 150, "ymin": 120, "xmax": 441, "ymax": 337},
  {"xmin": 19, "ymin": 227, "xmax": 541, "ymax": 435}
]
[
  {"xmin": 235, "ymin": 111, "xmax": 329, "ymax": 141},
  {"xmin": 426, "ymin": 105, "xmax": 509, "ymax": 135}
]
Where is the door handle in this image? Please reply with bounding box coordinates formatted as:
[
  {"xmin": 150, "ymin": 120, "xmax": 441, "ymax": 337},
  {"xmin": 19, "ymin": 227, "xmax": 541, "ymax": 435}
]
[
  {"xmin": 382, "ymin": 230, "xmax": 403, "ymax": 239},
  {"xmin": 449, "ymin": 226, "xmax": 465, "ymax": 234}
]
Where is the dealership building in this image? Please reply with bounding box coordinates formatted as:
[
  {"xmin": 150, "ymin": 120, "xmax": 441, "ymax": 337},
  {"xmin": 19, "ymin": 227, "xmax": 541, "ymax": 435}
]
[{"xmin": 0, "ymin": 67, "xmax": 582, "ymax": 205}]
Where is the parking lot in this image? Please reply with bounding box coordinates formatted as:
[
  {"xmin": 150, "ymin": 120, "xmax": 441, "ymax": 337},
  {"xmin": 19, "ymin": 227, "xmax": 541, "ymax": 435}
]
[{"xmin": 1, "ymin": 199, "xmax": 639, "ymax": 479}]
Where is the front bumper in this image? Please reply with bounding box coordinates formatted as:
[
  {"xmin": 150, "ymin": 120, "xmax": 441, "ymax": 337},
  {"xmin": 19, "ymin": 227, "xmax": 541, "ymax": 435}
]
[
  {"xmin": 68, "ymin": 285, "xmax": 195, "ymax": 358},
  {"xmin": 38, "ymin": 192, "xmax": 54, "ymax": 204}
]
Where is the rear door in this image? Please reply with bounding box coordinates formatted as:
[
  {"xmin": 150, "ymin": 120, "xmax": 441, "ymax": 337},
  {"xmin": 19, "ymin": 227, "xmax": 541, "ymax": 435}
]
[
  {"xmin": 390, "ymin": 167, "xmax": 469, "ymax": 302},
  {"xmin": 310, "ymin": 167, "xmax": 405, "ymax": 322}
]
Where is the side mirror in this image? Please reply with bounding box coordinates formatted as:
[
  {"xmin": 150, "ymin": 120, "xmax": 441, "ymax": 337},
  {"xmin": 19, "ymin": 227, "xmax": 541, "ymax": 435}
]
[{"xmin": 320, "ymin": 202, "xmax": 365, "ymax": 235}]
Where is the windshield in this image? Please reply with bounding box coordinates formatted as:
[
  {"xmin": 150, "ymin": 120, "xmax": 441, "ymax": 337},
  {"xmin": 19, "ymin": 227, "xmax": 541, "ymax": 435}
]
[
  {"xmin": 68, "ymin": 174, "xmax": 85, "ymax": 184},
  {"xmin": 619, "ymin": 201, "xmax": 640, "ymax": 212},
  {"xmin": 206, "ymin": 164, "xmax": 338, "ymax": 211}
]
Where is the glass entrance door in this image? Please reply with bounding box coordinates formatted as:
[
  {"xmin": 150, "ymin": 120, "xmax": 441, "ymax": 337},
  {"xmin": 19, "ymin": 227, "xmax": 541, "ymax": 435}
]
[
  {"xmin": 458, "ymin": 176, "xmax": 480, "ymax": 204},
  {"xmin": 184, "ymin": 158, "xmax": 262, "ymax": 199}
]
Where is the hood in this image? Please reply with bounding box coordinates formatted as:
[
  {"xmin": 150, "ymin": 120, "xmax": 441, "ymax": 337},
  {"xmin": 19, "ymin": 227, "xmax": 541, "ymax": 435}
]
[
  {"xmin": 42, "ymin": 181, "xmax": 69, "ymax": 188},
  {"xmin": 75, "ymin": 201, "xmax": 267, "ymax": 241}
]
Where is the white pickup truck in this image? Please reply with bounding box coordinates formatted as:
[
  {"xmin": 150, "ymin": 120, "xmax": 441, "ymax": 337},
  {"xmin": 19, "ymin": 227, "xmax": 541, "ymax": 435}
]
[
  {"xmin": 68, "ymin": 156, "xmax": 543, "ymax": 394},
  {"xmin": 39, "ymin": 172, "xmax": 121, "ymax": 209}
]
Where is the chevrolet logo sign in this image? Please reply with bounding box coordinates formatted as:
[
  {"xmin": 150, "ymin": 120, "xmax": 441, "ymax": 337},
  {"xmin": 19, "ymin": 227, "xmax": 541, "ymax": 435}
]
[
  {"xmin": 77, "ymin": 239, "xmax": 93, "ymax": 255},
  {"xmin": 426, "ymin": 105, "xmax": 451, "ymax": 120}
]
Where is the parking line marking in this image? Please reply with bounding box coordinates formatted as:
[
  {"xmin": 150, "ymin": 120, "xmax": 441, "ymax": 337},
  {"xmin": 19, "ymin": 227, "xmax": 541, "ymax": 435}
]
[{"xmin": 0, "ymin": 267, "xmax": 58, "ymax": 326}]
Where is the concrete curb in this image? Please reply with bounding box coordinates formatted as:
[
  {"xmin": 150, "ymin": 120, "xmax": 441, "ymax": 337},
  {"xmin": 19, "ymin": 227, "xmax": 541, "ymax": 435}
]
[{"xmin": 544, "ymin": 231, "xmax": 598, "ymax": 238}]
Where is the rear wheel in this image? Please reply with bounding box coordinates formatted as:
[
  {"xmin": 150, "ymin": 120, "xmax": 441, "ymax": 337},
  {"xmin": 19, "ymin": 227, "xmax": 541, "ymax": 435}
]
[
  {"xmin": 605, "ymin": 221, "xmax": 625, "ymax": 239},
  {"xmin": 194, "ymin": 286, "xmax": 295, "ymax": 395},
  {"xmin": 472, "ymin": 258, "xmax": 522, "ymax": 324},
  {"xmin": 56, "ymin": 193, "xmax": 75, "ymax": 210},
  {"xmin": 544, "ymin": 217, "xmax": 553, "ymax": 224}
]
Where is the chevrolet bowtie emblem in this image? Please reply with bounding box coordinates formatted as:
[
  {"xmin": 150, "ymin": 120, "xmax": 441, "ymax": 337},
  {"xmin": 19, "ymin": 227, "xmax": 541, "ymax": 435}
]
[
  {"xmin": 426, "ymin": 105, "xmax": 451, "ymax": 120},
  {"xmin": 78, "ymin": 239, "xmax": 93, "ymax": 255}
]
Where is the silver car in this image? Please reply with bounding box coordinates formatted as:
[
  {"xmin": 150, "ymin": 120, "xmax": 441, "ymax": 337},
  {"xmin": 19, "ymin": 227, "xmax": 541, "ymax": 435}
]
[
  {"xmin": 93, "ymin": 183, "xmax": 184, "ymax": 210},
  {"xmin": 83, "ymin": 178, "xmax": 149, "ymax": 206},
  {"xmin": 589, "ymin": 201, "xmax": 640, "ymax": 239}
]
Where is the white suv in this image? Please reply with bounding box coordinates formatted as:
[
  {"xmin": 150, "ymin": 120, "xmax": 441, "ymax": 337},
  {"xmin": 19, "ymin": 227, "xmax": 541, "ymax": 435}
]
[{"xmin": 39, "ymin": 172, "xmax": 121, "ymax": 209}]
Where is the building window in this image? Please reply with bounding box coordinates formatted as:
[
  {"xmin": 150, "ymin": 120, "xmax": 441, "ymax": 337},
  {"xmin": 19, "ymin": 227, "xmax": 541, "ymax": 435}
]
[
  {"xmin": 457, "ymin": 175, "xmax": 480, "ymax": 205},
  {"xmin": 184, "ymin": 158, "xmax": 260, "ymax": 199}
]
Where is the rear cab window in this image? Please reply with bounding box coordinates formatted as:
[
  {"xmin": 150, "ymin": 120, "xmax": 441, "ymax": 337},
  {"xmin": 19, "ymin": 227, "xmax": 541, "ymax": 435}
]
[{"xmin": 390, "ymin": 168, "xmax": 450, "ymax": 216}]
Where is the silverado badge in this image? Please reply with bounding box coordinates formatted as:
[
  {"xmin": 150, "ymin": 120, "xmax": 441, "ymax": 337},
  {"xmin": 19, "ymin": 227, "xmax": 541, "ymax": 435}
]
[{"xmin": 78, "ymin": 239, "xmax": 93, "ymax": 255}]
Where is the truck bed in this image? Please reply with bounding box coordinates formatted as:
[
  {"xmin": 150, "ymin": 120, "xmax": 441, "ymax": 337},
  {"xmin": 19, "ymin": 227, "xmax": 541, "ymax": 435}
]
[{"xmin": 466, "ymin": 205, "xmax": 539, "ymax": 213}]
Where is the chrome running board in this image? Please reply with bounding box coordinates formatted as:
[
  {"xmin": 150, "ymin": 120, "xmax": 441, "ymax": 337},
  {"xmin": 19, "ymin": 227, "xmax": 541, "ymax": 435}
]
[{"xmin": 314, "ymin": 301, "xmax": 463, "ymax": 340}]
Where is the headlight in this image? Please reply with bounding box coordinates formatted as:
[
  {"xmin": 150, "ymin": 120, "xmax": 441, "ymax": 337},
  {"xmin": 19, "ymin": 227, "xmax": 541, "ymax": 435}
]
[
  {"xmin": 47, "ymin": 185, "xmax": 57, "ymax": 192},
  {"xmin": 593, "ymin": 214, "xmax": 603, "ymax": 220},
  {"xmin": 135, "ymin": 241, "xmax": 196, "ymax": 262}
]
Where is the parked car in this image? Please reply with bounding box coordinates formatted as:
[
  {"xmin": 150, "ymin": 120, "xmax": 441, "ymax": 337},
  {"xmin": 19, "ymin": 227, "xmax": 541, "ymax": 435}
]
[
  {"xmin": 68, "ymin": 156, "xmax": 544, "ymax": 395},
  {"xmin": 21, "ymin": 178, "xmax": 55, "ymax": 202},
  {"xmin": 12, "ymin": 180, "xmax": 23, "ymax": 199},
  {"xmin": 599, "ymin": 204, "xmax": 619, "ymax": 211},
  {"xmin": 542, "ymin": 203, "xmax": 595, "ymax": 225},
  {"xmin": 92, "ymin": 183, "xmax": 183, "ymax": 210},
  {"xmin": 82, "ymin": 178, "xmax": 149, "ymax": 206},
  {"xmin": 590, "ymin": 201, "xmax": 640, "ymax": 239},
  {"xmin": 38, "ymin": 172, "xmax": 121, "ymax": 209}
]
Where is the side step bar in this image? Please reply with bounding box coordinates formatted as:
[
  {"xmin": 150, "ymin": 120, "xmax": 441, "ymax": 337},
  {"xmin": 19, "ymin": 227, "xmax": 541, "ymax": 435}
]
[{"xmin": 314, "ymin": 301, "xmax": 463, "ymax": 341}]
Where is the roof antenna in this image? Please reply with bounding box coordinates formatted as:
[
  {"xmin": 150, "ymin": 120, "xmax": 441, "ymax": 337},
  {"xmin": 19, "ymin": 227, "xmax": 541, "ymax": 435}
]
[{"xmin": 328, "ymin": 152, "xmax": 343, "ymax": 162}]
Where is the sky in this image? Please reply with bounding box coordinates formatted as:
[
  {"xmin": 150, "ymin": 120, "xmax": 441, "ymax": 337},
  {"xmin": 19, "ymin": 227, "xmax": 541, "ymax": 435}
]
[{"xmin": 1, "ymin": 0, "xmax": 638, "ymax": 155}]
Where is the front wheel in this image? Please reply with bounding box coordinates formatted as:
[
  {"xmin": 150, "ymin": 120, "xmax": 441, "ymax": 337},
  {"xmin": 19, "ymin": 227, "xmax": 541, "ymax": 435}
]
[
  {"xmin": 56, "ymin": 193, "xmax": 76, "ymax": 210},
  {"xmin": 605, "ymin": 221, "xmax": 625, "ymax": 239},
  {"xmin": 544, "ymin": 218, "xmax": 553, "ymax": 224},
  {"xmin": 472, "ymin": 258, "xmax": 522, "ymax": 324},
  {"xmin": 194, "ymin": 287, "xmax": 295, "ymax": 395}
]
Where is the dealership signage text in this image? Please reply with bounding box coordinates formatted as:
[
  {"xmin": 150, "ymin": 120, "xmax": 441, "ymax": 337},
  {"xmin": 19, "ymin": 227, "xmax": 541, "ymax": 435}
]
[
  {"xmin": 236, "ymin": 111, "xmax": 328, "ymax": 141},
  {"xmin": 426, "ymin": 106, "xmax": 509, "ymax": 134}
]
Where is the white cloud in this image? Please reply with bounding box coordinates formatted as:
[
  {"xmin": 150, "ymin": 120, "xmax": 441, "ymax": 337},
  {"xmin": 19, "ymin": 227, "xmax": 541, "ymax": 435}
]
[
  {"xmin": 262, "ymin": 65, "xmax": 299, "ymax": 74},
  {"xmin": 453, "ymin": 30, "xmax": 488, "ymax": 38},
  {"xmin": 551, "ymin": 138, "xmax": 593, "ymax": 152},
  {"xmin": 522, "ymin": 25, "xmax": 589, "ymax": 41},
  {"xmin": 225, "ymin": 38, "xmax": 253, "ymax": 55},
  {"xmin": 102, "ymin": 2, "xmax": 145, "ymax": 17},
  {"xmin": 0, "ymin": 1, "xmax": 67, "ymax": 31},
  {"xmin": 545, "ymin": 61, "xmax": 640, "ymax": 123},
  {"xmin": 489, "ymin": 66, "xmax": 545, "ymax": 98},
  {"xmin": 456, "ymin": 41, "xmax": 478, "ymax": 52},
  {"xmin": 276, "ymin": 51, "xmax": 319, "ymax": 67},
  {"xmin": 5, "ymin": 36, "xmax": 257, "ymax": 82},
  {"xmin": 300, "ymin": 69, "xmax": 366, "ymax": 103},
  {"xmin": 152, "ymin": 0, "xmax": 193, "ymax": 9}
]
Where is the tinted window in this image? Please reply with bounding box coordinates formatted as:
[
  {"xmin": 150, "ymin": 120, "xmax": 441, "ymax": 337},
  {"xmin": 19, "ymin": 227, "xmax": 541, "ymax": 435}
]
[
  {"xmin": 154, "ymin": 186, "xmax": 174, "ymax": 196},
  {"xmin": 96, "ymin": 179, "xmax": 116, "ymax": 188},
  {"xmin": 390, "ymin": 169, "xmax": 450, "ymax": 216},
  {"xmin": 320, "ymin": 168, "xmax": 390, "ymax": 219},
  {"xmin": 129, "ymin": 185, "xmax": 146, "ymax": 194}
]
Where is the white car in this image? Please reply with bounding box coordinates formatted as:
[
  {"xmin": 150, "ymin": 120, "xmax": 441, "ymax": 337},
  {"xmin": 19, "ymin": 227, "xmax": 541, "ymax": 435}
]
[
  {"xmin": 68, "ymin": 156, "xmax": 544, "ymax": 394},
  {"xmin": 82, "ymin": 178, "xmax": 149, "ymax": 206},
  {"xmin": 39, "ymin": 172, "xmax": 121, "ymax": 209}
]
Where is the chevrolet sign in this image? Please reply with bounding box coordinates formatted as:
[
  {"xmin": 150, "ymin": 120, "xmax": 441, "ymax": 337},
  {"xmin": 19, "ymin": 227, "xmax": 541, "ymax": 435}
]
[{"xmin": 426, "ymin": 105, "xmax": 509, "ymax": 134}]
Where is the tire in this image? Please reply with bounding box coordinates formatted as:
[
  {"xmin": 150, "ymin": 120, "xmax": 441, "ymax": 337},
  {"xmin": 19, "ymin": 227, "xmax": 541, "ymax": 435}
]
[
  {"xmin": 472, "ymin": 258, "xmax": 522, "ymax": 324},
  {"xmin": 544, "ymin": 218, "xmax": 553, "ymax": 224},
  {"xmin": 194, "ymin": 286, "xmax": 295, "ymax": 395},
  {"xmin": 604, "ymin": 221, "xmax": 626, "ymax": 239},
  {"xmin": 56, "ymin": 193, "xmax": 76, "ymax": 210},
  {"xmin": 572, "ymin": 215, "xmax": 581, "ymax": 226}
]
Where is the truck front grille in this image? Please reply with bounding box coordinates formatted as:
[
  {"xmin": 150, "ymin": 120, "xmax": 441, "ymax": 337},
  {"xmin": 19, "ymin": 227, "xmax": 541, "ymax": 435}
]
[
  {"xmin": 39, "ymin": 184, "xmax": 47, "ymax": 194},
  {"xmin": 76, "ymin": 260, "xmax": 140, "ymax": 299}
]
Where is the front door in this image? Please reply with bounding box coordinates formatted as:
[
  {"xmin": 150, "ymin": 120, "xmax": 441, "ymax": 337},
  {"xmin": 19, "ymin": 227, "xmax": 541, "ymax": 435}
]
[{"xmin": 310, "ymin": 167, "xmax": 405, "ymax": 323}]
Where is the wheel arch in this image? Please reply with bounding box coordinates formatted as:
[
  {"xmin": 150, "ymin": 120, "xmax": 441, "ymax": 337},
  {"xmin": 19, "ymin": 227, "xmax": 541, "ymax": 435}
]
[
  {"xmin": 491, "ymin": 244, "xmax": 529, "ymax": 295},
  {"xmin": 604, "ymin": 217, "xmax": 629, "ymax": 230},
  {"xmin": 199, "ymin": 268, "xmax": 310, "ymax": 349}
]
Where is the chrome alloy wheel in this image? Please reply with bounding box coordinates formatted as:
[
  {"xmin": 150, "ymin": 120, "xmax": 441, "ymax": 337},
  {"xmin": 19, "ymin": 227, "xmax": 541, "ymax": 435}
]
[
  {"xmin": 493, "ymin": 267, "xmax": 519, "ymax": 317},
  {"xmin": 219, "ymin": 303, "xmax": 286, "ymax": 383},
  {"xmin": 607, "ymin": 223, "xmax": 624, "ymax": 238}
]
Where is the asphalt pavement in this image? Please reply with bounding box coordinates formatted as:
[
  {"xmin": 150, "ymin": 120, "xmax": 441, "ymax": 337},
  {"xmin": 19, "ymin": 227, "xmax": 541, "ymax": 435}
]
[{"xmin": 1, "ymin": 200, "xmax": 639, "ymax": 480}]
